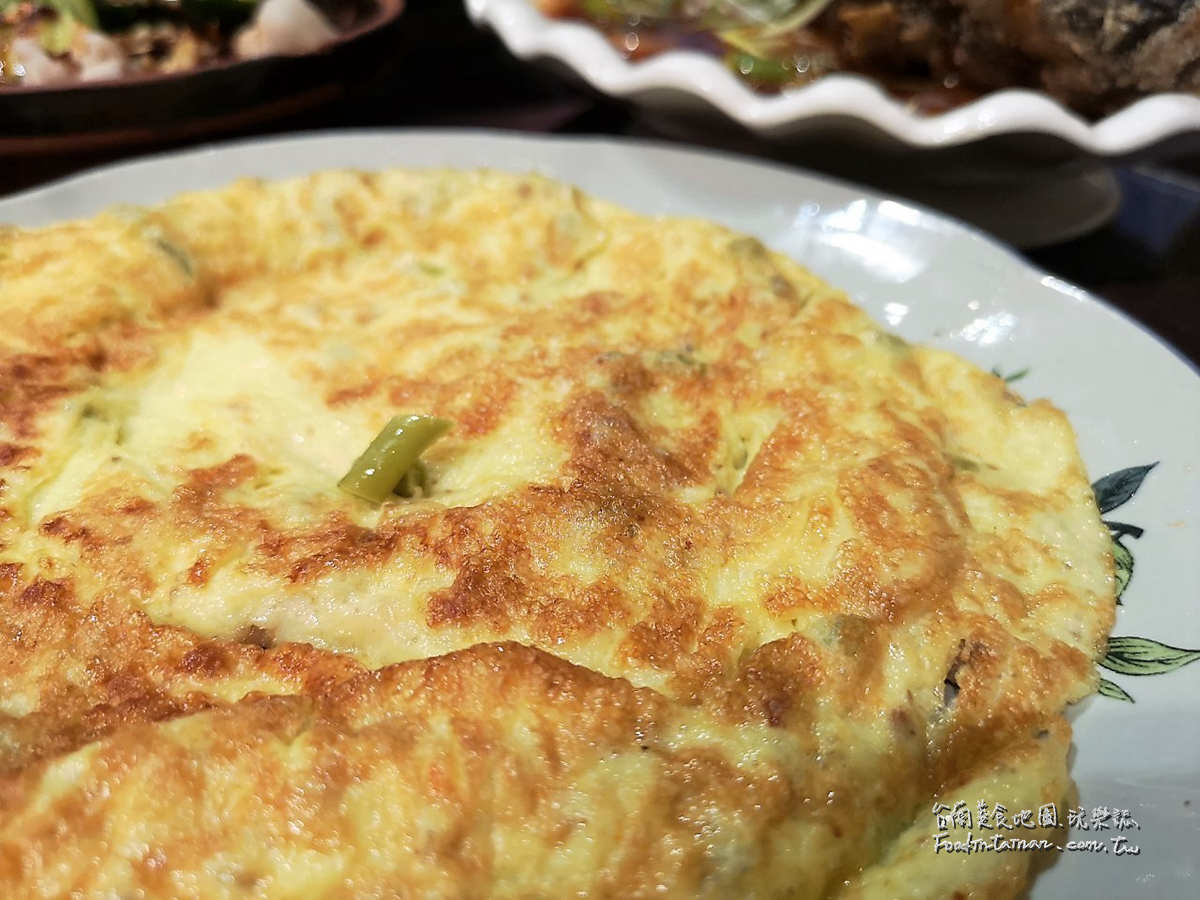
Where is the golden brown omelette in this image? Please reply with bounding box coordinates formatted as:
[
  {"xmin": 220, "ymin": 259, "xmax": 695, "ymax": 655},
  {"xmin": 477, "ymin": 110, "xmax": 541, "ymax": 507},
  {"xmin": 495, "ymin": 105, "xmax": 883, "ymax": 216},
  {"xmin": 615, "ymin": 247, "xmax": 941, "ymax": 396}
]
[{"xmin": 0, "ymin": 170, "xmax": 1115, "ymax": 898}]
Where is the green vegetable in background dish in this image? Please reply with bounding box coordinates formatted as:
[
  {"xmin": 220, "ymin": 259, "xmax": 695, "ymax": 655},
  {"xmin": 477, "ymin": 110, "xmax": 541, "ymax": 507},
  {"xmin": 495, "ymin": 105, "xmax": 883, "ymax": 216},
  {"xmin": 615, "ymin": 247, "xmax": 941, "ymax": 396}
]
[
  {"xmin": 578, "ymin": 0, "xmax": 677, "ymax": 22},
  {"xmin": 38, "ymin": 11, "xmax": 84, "ymax": 53},
  {"xmin": 52, "ymin": 0, "xmax": 99, "ymax": 26},
  {"xmin": 577, "ymin": 0, "xmax": 827, "ymax": 28},
  {"xmin": 735, "ymin": 0, "xmax": 833, "ymax": 33},
  {"xmin": 718, "ymin": 0, "xmax": 834, "ymax": 80},
  {"xmin": 0, "ymin": 0, "xmax": 261, "ymax": 33},
  {"xmin": 0, "ymin": 0, "xmax": 100, "ymax": 28},
  {"xmin": 726, "ymin": 49, "xmax": 791, "ymax": 83},
  {"xmin": 338, "ymin": 414, "xmax": 452, "ymax": 504}
]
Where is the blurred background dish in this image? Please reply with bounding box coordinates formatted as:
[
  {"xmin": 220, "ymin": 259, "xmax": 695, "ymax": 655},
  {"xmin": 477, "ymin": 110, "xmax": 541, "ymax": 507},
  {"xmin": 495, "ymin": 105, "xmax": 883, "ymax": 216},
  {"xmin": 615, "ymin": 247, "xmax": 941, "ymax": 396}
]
[
  {"xmin": 466, "ymin": 0, "xmax": 1200, "ymax": 155},
  {"xmin": 525, "ymin": 0, "xmax": 1199, "ymax": 121},
  {"xmin": 0, "ymin": 0, "xmax": 367, "ymax": 88},
  {"xmin": 0, "ymin": 0, "xmax": 404, "ymax": 154},
  {"xmin": 467, "ymin": 0, "xmax": 1200, "ymax": 247},
  {"xmin": 0, "ymin": 0, "xmax": 1196, "ymax": 366}
]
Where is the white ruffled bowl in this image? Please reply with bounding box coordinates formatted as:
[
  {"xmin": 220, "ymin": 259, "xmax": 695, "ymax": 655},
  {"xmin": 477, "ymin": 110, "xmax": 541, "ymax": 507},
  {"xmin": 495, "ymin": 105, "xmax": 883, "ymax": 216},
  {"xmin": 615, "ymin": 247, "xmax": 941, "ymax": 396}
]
[{"xmin": 466, "ymin": 0, "xmax": 1200, "ymax": 155}]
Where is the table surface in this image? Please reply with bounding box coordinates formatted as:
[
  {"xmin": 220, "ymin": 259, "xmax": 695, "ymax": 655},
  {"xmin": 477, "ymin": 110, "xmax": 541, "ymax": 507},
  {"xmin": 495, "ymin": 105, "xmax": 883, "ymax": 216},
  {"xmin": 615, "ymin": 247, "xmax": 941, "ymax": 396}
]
[{"xmin": 3, "ymin": 0, "xmax": 1198, "ymax": 370}]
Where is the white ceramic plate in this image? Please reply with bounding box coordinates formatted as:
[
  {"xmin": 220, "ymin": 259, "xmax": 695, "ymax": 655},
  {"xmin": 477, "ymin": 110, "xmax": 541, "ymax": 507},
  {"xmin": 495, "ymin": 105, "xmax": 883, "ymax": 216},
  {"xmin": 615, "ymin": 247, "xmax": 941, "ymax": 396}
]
[
  {"xmin": 466, "ymin": 0, "xmax": 1200, "ymax": 154},
  {"xmin": 2, "ymin": 130, "xmax": 1197, "ymax": 897}
]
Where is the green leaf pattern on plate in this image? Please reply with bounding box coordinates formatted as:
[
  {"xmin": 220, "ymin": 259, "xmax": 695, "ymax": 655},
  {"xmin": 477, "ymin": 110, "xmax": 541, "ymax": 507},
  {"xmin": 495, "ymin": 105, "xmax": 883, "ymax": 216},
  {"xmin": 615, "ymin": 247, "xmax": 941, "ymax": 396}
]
[
  {"xmin": 981, "ymin": 369, "xmax": 1196, "ymax": 704},
  {"xmin": 1100, "ymin": 637, "xmax": 1200, "ymax": 676},
  {"xmin": 1092, "ymin": 463, "xmax": 1157, "ymax": 514},
  {"xmin": 1097, "ymin": 678, "xmax": 1134, "ymax": 703},
  {"xmin": 1081, "ymin": 460, "xmax": 1200, "ymax": 702},
  {"xmin": 1111, "ymin": 537, "xmax": 1133, "ymax": 602},
  {"xmin": 990, "ymin": 365, "xmax": 1030, "ymax": 383}
]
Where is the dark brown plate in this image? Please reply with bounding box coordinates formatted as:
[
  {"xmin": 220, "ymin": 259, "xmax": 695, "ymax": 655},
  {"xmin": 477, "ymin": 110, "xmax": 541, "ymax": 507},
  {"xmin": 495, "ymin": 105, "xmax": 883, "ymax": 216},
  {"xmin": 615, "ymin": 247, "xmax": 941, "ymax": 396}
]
[{"xmin": 0, "ymin": 0, "xmax": 405, "ymax": 154}]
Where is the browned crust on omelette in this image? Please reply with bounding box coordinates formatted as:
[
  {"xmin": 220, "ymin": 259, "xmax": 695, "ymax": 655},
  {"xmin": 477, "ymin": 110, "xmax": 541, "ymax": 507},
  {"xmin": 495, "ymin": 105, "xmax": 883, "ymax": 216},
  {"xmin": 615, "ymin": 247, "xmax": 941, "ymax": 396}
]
[{"xmin": 0, "ymin": 170, "xmax": 1115, "ymax": 898}]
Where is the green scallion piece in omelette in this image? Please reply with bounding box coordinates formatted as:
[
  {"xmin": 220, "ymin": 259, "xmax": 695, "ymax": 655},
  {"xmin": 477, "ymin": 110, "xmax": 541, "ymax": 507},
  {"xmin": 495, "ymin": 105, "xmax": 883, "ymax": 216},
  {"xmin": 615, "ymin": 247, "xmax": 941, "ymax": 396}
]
[{"xmin": 338, "ymin": 415, "xmax": 451, "ymax": 504}]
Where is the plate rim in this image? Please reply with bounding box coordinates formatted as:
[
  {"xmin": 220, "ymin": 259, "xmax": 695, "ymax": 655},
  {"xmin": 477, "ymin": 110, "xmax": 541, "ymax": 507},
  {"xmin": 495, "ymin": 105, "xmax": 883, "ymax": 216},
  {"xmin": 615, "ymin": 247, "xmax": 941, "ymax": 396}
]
[
  {"xmin": 465, "ymin": 0, "xmax": 1200, "ymax": 155},
  {"xmin": 1, "ymin": 126, "xmax": 1197, "ymax": 896}
]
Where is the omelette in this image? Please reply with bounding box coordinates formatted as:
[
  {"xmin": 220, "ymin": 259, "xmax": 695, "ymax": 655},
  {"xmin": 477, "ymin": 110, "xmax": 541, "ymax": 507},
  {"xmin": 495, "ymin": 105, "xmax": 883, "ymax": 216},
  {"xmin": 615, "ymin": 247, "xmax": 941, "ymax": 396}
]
[{"xmin": 0, "ymin": 170, "xmax": 1115, "ymax": 898}]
